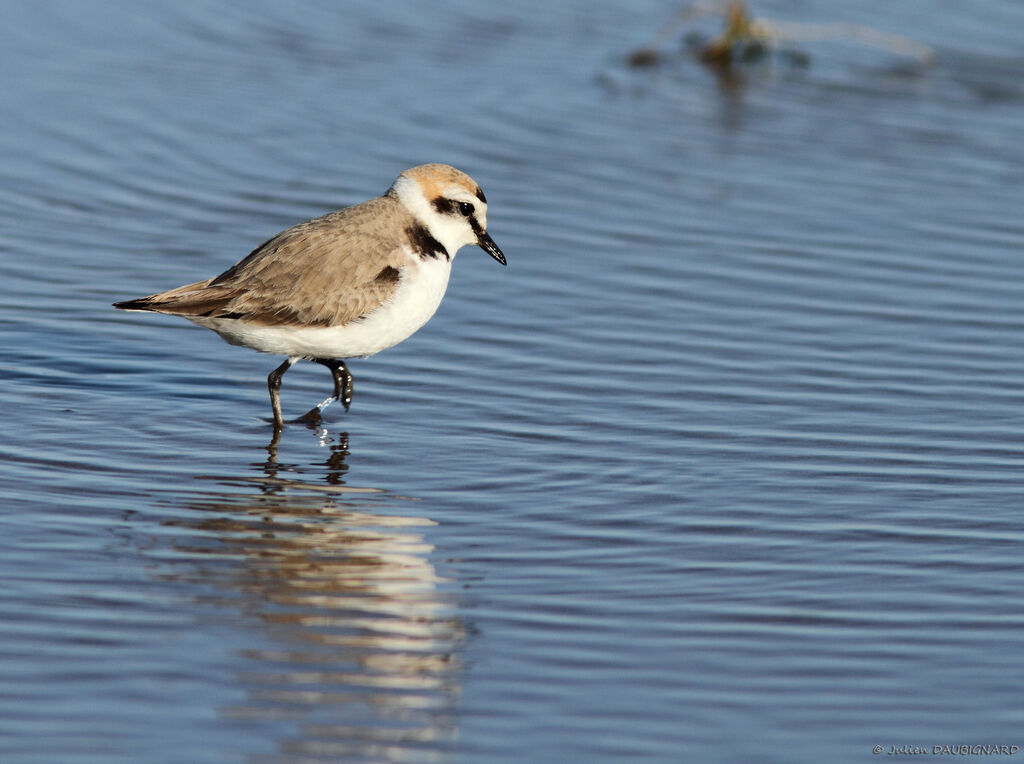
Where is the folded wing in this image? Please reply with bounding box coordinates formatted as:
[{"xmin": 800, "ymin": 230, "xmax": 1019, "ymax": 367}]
[{"xmin": 113, "ymin": 195, "xmax": 410, "ymax": 328}]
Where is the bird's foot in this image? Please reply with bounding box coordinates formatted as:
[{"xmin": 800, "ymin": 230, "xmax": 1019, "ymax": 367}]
[{"xmin": 296, "ymin": 395, "xmax": 337, "ymax": 423}]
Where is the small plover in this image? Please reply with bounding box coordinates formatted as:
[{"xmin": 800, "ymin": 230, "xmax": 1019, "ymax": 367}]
[{"xmin": 114, "ymin": 163, "xmax": 506, "ymax": 429}]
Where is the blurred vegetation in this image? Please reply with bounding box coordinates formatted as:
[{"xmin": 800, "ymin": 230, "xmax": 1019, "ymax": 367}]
[{"xmin": 628, "ymin": 1, "xmax": 936, "ymax": 73}]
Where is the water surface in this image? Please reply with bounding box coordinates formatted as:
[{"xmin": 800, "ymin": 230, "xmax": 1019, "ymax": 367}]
[{"xmin": 3, "ymin": 1, "xmax": 1024, "ymax": 761}]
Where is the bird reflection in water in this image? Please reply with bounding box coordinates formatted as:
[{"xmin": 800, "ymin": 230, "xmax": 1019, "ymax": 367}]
[{"xmin": 168, "ymin": 426, "xmax": 465, "ymax": 761}]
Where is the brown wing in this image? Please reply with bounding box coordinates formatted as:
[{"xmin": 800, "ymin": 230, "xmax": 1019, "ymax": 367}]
[{"xmin": 114, "ymin": 195, "xmax": 411, "ymax": 327}]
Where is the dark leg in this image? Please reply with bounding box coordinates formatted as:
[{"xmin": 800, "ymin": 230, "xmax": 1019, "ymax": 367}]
[
  {"xmin": 267, "ymin": 357, "xmax": 297, "ymax": 430},
  {"xmin": 318, "ymin": 358, "xmax": 354, "ymax": 411},
  {"xmin": 298, "ymin": 358, "xmax": 354, "ymax": 422}
]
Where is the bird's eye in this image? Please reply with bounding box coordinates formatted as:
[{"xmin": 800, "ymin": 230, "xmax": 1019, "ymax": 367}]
[{"xmin": 458, "ymin": 201, "xmax": 474, "ymax": 217}]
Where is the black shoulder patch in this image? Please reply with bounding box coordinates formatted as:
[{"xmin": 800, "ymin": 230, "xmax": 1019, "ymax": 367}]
[
  {"xmin": 375, "ymin": 265, "xmax": 400, "ymax": 283},
  {"xmin": 474, "ymin": 186, "xmax": 486, "ymax": 204},
  {"xmin": 405, "ymin": 223, "xmax": 449, "ymax": 261},
  {"xmin": 432, "ymin": 197, "xmax": 456, "ymax": 215}
]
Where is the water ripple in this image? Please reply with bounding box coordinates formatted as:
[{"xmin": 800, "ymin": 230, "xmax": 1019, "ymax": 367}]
[{"xmin": 3, "ymin": 0, "xmax": 1024, "ymax": 760}]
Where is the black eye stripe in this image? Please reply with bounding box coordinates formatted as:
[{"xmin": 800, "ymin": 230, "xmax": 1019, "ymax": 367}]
[
  {"xmin": 432, "ymin": 198, "xmax": 456, "ymax": 215},
  {"xmin": 432, "ymin": 197, "xmax": 478, "ymax": 217}
]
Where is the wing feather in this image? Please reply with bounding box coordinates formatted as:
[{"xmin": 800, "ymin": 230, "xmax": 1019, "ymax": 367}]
[{"xmin": 114, "ymin": 194, "xmax": 411, "ymax": 327}]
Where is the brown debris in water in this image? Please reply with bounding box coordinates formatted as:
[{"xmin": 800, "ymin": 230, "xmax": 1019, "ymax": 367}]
[{"xmin": 627, "ymin": 1, "xmax": 936, "ymax": 73}]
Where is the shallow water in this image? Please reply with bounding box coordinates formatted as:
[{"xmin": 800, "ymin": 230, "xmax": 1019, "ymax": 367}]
[{"xmin": 3, "ymin": 1, "xmax": 1024, "ymax": 761}]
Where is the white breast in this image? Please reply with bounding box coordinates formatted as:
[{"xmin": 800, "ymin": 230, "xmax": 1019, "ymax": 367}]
[{"xmin": 194, "ymin": 254, "xmax": 453, "ymax": 359}]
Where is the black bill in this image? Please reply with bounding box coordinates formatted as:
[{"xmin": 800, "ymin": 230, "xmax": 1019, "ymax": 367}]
[{"xmin": 477, "ymin": 230, "xmax": 507, "ymax": 266}]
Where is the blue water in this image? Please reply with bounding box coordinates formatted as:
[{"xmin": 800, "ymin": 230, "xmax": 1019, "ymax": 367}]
[{"xmin": 3, "ymin": 1, "xmax": 1024, "ymax": 761}]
